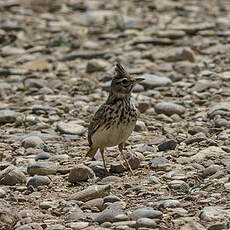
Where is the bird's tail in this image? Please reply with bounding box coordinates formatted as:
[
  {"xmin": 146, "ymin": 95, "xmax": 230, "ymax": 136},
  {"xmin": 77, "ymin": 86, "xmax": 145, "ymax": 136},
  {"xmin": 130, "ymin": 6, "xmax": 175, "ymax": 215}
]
[{"xmin": 85, "ymin": 146, "xmax": 98, "ymax": 159}]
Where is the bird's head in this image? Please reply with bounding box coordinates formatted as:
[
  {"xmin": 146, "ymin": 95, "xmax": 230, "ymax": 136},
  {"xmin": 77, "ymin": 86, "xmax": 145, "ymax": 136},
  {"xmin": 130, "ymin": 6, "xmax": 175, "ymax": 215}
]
[{"xmin": 111, "ymin": 63, "xmax": 144, "ymax": 97}]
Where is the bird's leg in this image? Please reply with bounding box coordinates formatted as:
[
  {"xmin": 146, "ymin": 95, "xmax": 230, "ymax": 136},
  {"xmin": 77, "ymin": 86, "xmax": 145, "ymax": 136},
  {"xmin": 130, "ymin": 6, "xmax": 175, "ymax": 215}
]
[
  {"xmin": 100, "ymin": 148, "xmax": 109, "ymax": 174},
  {"xmin": 118, "ymin": 144, "xmax": 133, "ymax": 175}
]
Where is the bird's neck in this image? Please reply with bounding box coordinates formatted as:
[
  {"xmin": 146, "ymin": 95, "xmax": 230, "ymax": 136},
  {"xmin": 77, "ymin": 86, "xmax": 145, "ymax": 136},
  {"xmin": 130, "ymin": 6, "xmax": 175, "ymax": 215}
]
[{"xmin": 107, "ymin": 91, "xmax": 131, "ymax": 104}]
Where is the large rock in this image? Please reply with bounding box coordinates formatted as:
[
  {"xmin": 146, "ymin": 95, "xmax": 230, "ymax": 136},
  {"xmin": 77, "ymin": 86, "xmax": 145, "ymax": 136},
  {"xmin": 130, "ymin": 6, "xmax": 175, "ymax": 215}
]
[
  {"xmin": 68, "ymin": 165, "xmax": 95, "ymax": 183},
  {"xmin": 0, "ymin": 110, "xmax": 17, "ymax": 124},
  {"xmin": 0, "ymin": 166, "xmax": 26, "ymax": 185}
]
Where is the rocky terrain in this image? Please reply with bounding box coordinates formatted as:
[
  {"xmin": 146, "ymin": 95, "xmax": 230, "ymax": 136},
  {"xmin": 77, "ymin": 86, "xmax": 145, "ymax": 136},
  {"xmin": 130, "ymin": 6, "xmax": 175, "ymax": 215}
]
[{"xmin": 1, "ymin": 0, "xmax": 230, "ymax": 229}]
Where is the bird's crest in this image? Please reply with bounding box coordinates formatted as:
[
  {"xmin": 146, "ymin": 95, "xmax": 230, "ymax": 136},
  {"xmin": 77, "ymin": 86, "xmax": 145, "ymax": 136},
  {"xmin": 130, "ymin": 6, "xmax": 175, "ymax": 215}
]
[{"xmin": 114, "ymin": 63, "xmax": 131, "ymax": 80}]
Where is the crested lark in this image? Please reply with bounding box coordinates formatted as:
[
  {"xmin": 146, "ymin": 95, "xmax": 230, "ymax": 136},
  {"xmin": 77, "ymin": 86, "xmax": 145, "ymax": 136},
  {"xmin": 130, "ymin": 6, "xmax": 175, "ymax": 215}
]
[{"xmin": 86, "ymin": 63, "xmax": 144, "ymax": 173}]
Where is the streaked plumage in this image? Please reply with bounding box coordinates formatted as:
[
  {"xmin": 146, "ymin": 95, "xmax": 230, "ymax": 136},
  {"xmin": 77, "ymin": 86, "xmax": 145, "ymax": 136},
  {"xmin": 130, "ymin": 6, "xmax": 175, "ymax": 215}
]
[{"xmin": 86, "ymin": 63, "xmax": 144, "ymax": 173}]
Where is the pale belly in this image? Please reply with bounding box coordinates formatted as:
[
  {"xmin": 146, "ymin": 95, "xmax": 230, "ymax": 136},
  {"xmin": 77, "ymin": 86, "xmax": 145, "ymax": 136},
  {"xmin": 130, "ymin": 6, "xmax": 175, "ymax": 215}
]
[{"xmin": 91, "ymin": 120, "xmax": 136, "ymax": 148}]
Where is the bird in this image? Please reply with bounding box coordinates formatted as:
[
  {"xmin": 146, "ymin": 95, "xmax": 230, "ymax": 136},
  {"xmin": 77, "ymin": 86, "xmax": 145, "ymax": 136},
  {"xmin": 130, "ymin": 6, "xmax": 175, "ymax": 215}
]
[{"xmin": 86, "ymin": 63, "xmax": 144, "ymax": 174}]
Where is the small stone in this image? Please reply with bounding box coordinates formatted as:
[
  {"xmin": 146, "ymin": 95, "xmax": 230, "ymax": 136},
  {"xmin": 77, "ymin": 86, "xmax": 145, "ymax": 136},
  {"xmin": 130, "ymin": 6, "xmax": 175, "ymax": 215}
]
[
  {"xmin": 84, "ymin": 198, "xmax": 104, "ymax": 211},
  {"xmin": 158, "ymin": 139, "xmax": 177, "ymax": 151},
  {"xmin": 26, "ymin": 175, "xmax": 51, "ymax": 187},
  {"xmin": 150, "ymin": 157, "xmax": 169, "ymax": 171},
  {"xmin": 0, "ymin": 110, "xmax": 17, "ymax": 124},
  {"xmin": 200, "ymin": 206, "xmax": 230, "ymax": 222},
  {"xmin": 0, "ymin": 166, "xmax": 26, "ymax": 185},
  {"xmin": 68, "ymin": 165, "xmax": 95, "ymax": 183},
  {"xmin": 180, "ymin": 221, "xmax": 206, "ymax": 230},
  {"xmin": 0, "ymin": 188, "xmax": 6, "ymax": 198},
  {"xmin": 202, "ymin": 165, "xmax": 220, "ymax": 178},
  {"xmin": 95, "ymin": 204, "xmax": 124, "ymax": 224},
  {"xmin": 155, "ymin": 102, "xmax": 185, "ymax": 116},
  {"xmin": 191, "ymin": 147, "xmax": 226, "ymax": 163},
  {"xmin": 136, "ymin": 218, "xmax": 157, "ymax": 228},
  {"xmin": 140, "ymin": 74, "xmax": 172, "ymax": 89},
  {"xmin": 86, "ymin": 59, "xmax": 107, "ymax": 73},
  {"xmin": 27, "ymin": 162, "xmax": 57, "ymax": 176},
  {"xmin": 134, "ymin": 120, "xmax": 147, "ymax": 132},
  {"xmin": 69, "ymin": 184, "xmax": 111, "ymax": 202},
  {"xmin": 169, "ymin": 180, "xmax": 189, "ymax": 192},
  {"xmin": 161, "ymin": 200, "xmax": 181, "ymax": 208},
  {"xmin": 104, "ymin": 195, "xmax": 121, "ymax": 203},
  {"xmin": 22, "ymin": 59, "xmax": 49, "ymax": 71},
  {"xmin": 57, "ymin": 121, "xmax": 86, "ymax": 135},
  {"xmin": 35, "ymin": 152, "xmax": 51, "ymax": 161},
  {"xmin": 130, "ymin": 207, "xmax": 163, "ymax": 220},
  {"xmin": 67, "ymin": 222, "xmax": 89, "ymax": 230},
  {"xmin": 138, "ymin": 102, "xmax": 150, "ymax": 113},
  {"xmin": 39, "ymin": 201, "xmax": 57, "ymax": 209},
  {"xmin": 22, "ymin": 136, "xmax": 44, "ymax": 148},
  {"xmin": 163, "ymin": 47, "xmax": 195, "ymax": 63}
]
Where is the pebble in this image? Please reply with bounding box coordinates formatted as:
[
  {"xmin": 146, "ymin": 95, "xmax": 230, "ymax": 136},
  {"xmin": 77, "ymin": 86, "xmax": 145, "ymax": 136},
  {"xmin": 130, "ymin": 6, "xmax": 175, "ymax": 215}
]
[
  {"xmin": 104, "ymin": 195, "xmax": 121, "ymax": 203},
  {"xmin": 0, "ymin": 109, "xmax": 17, "ymax": 124},
  {"xmin": 26, "ymin": 175, "xmax": 51, "ymax": 187},
  {"xmin": 35, "ymin": 152, "xmax": 51, "ymax": 161},
  {"xmin": 134, "ymin": 120, "xmax": 147, "ymax": 132},
  {"xmin": 39, "ymin": 201, "xmax": 57, "ymax": 209},
  {"xmin": 56, "ymin": 121, "xmax": 86, "ymax": 135},
  {"xmin": 69, "ymin": 184, "xmax": 111, "ymax": 202},
  {"xmin": 0, "ymin": 188, "xmax": 6, "ymax": 198},
  {"xmin": 0, "ymin": 166, "xmax": 26, "ymax": 185},
  {"xmin": 180, "ymin": 221, "xmax": 206, "ymax": 230},
  {"xmin": 140, "ymin": 74, "xmax": 172, "ymax": 89},
  {"xmin": 68, "ymin": 165, "xmax": 95, "ymax": 183},
  {"xmin": 22, "ymin": 136, "xmax": 44, "ymax": 148},
  {"xmin": 202, "ymin": 165, "xmax": 220, "ymax": 178},
  {"xmin": 84, "ymin": 198, "xmax": 104, "ymax": 211},
  {"xmin": 66, "ymin": 221, "xmax": 89, "ymax": 230},
  {"xmin": 86, "ymin": 59, "xmax": 107, "ymax": 73},
  {"xmin": 169, "ymin": 180, "xmax": 189, "ymax": 191},
  {"xmin": 155, "ymin": 102, "xmax": 185, "ymax": 116},
  {"xmin": 95, "ymin": 204, "xmax": 124, "ymax": 224},
  {"xmin": 130, "ymin": 207, "xmax": 163, "ymax": 220},
  {"xmin": 136, "ymin": 218, "xmax": 157, "ymax": 228},
  {"xmin": 158, "ymin": 139, "xmax": 177, "ymax": 151},
  {"xmin": 200, "ymin": 206, "xmax": 230, "ymax": 221},
  {"xmin": 27, "ymin": 162, "xmax": 57, "ymax": 176}
]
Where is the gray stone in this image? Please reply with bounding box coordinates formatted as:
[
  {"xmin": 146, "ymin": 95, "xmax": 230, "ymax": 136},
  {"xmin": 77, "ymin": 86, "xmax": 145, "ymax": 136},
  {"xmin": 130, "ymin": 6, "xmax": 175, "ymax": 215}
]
[
  {"xmin": 26, "ymin": 175, "xmax": 51, "ymax": 187},
  {"xmin": 161, "ymin": 200, "xmax": 181, "ymax": 208},
  {"xmin": 84, "ymin": 198, "xmax": 104, "ymax": 211},
  {"xmin": 35, "ymin": 152, "xmax": 51, "ymax": 161},
  {"xmin": 169, "ymin": 180, "xmax": 189, "ymax": 191},
  {"xmin": 0, "ymin": 109, "xmax": 17, "ymax": 124},
  {"xmin": 130, "ymin": 207, "xmax": 163, "ymax": 220},
  {"xmin": 0, "ymin": 188, "xmax": 6, "ymax": 198},
  {"xmin": 134, "ymin": 120, "xmax": 147, "ymax": 132},
  {"xmin": 180, "ymin": 221, "xmax": 206, "ymax": 230},
  {"xmin": 57, "ymin": 121, "xmax": 86, "ymax": 135},
  {"xmin": 203, "ymin": 165, "xmax": 220, "ymax": 178},
  {"xmin": 86, "ymin": 59, "xmax": 107, "ymax": 73},
  {"xmin": 200, "ymin": 206, "xmax": 230, "ymax": 222},
  {"xmin": 158, "ymin": 139, "xmax": 177, "ymax": 151},
  {"xmin": 95, "ymin": 204, "xmax": 124, "ymax": 224},
  {"xmin": 140, "ymin": 74, "xmax": 172, "ymax": 89},
  {"xmin": 155, "ymin": 102, "xmax": 185, "ymax": 116},
  {"xmin": 104, "ymin": 195, "xmax": 121, "ymax": 203},
  {"xmin": 0, "ymin": 166, "xmax": 26, "ymax": 185},
  {"xmin": 69, "ymin": 184, "xmax": 111, "ymax": 202},
  {"xmin": 39, "ymin": 200, "xmax": 57, "ymax": 209},
  {"xmin": 68, "ymin": 165, "xmax": 95, "ymax": 183},
  {"xmin": 22, "ymin": 136, "xmax": 44, "ymax": 148},
  {"xmin": 136, "ymin": 217, "xmax": 157, "ymax": 228},
  {"xmin": 27, "ymin": 162, "xmax": 57, "ymax": 176}
]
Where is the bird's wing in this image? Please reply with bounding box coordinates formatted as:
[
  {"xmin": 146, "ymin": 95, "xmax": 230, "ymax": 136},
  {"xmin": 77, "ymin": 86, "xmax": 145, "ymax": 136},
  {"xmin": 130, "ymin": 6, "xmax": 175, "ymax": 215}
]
[{"xmin": 88, "ymin": 103, "xmax": 108, "ymax": 146}]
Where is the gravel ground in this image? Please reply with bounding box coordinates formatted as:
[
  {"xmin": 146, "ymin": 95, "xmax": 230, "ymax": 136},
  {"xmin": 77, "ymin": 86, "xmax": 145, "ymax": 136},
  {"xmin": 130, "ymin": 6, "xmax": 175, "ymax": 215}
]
[{"xmin": 1, "ymin": 0, "xmax": 230, "ymax": 229}]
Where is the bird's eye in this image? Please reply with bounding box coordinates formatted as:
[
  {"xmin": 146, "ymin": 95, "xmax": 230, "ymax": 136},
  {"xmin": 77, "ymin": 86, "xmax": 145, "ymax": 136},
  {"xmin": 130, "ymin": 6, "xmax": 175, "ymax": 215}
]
[{"xmin": 121, "ymin": 79, "xmax": 128, "ymax": 84}]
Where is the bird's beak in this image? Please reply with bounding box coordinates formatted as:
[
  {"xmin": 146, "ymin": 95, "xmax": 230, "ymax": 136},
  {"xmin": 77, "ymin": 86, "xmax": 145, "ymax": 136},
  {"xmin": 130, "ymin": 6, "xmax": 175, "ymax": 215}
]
[{"xmin": 135, "ymin": 78, "xmax": 145, "ymax": 83}]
